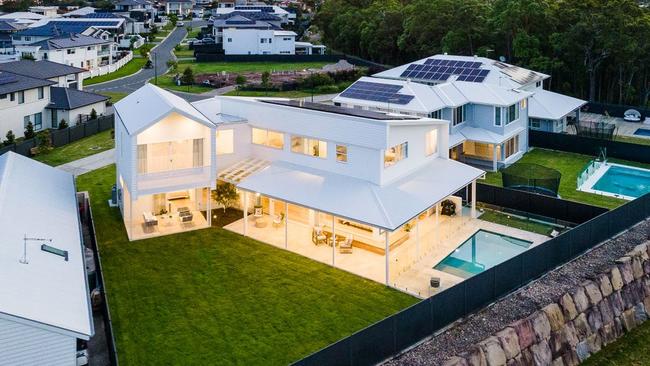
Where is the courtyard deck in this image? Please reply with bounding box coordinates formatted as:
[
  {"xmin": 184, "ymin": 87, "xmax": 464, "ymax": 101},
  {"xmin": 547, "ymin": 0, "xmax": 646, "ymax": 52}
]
[{"xmin": 224, "ymin": 207, "xmax": 548, "ymax": 298}]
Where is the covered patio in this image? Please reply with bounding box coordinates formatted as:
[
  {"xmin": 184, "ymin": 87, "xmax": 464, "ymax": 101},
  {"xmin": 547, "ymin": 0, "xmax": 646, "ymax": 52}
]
[{"xmin": 215, "ymin": 157, "xmax": 549, "ymax": 297}]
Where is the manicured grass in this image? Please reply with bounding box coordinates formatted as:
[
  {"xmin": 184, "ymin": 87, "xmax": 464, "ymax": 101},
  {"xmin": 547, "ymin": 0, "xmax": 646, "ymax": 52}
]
[
  {"xmin": 85, "ymin": 57, "xmax": 148, "ymax": 85},
  {"xmin": 151, "ymin": 75, "xmax": 213, "ymax": 93},
  {"xmin": 225, "ymin": 89, "xmax": 323, "ymax": 98},
  {"xmin": 615, "ymin": 135, "xmax": 650, "ymax": 146},
  {"xmin": 180, "ymin": 60, "xmax": 330, "ymax": 74},
  {"xmin": 100, "ymin": 92, "xmax": 128, "ymax": 104},
  {"xmin": 34, "ymin": 129, "xmax": 113, "ymax": 166},
  {"xmin": 482, "ymin": 148, "xmax": 650, "ymax": 209},
  {"xmin": 77, "ymin": 165, "xmax": 417, "ymax": 365},
  {"xmin": 583, "ymin": 320, "xmax": 650, "ymax": 365},
  {"xmin": 173, "ymin": 45, "xmax": 194, "ymax": 58},
  {"xmin": 478, "ymin": 209, "xmax": 554, "ymax": 236}
]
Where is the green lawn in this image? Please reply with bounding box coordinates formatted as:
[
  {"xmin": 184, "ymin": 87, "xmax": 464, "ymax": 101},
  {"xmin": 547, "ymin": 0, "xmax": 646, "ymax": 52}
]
[
  {"xmin": 100, "ymin": 92, "xmax": 128, "ymax": 104},
  {"xmin": 224, "ymin": 89, "xmax": 332, "ymax": 98},
  {"xmin": 615, "ymin": 135, "xmax": 650, "ymax": 146},
  {"xmin": 77, "ymin": 165, "xmax": 417, "ymax": 365},
  {"xmin": 173, "ymin": 45, "xmax": 194, "ymax": 58},
  {"xmin": 180, "ymin": 60, "xmax": 330, "ymax": 74},
  {"xmin": 478, "ymin": 209, "xmax": 555, "ymax": 236},
  {"xmin": 151, "ymin": 75, "xmax": 213, "ymax": 93},
  {"xmin": 583, "ymin": 320, "xmax": 650, "ymax": 365},
  {"xmin": 34, "ymin": 129, "xmax": 113, "ymax": 166},
  {"xmin": 482, "ymin": 148, "xmax": 648, "ymax": 209},
  {"xmin": 85, "ymin": 57, "xmax": 148, "ymax": 85}
]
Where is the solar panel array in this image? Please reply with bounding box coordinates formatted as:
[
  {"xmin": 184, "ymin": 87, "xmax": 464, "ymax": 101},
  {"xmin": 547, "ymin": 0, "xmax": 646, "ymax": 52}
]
[
  {"xmin": 0, "ymin": 73, "xmax": 18, "ymax": 85},
  {"xmin": 340, "ymin": 81, "xmax": 414, "ymax": 105},
  {"xmin": 235, "ymin": 5, "xmax": 274, "ymax": 12},
  {"xmin": 400, "ymin": 59, "xmax": 490, "ymax": 83}
]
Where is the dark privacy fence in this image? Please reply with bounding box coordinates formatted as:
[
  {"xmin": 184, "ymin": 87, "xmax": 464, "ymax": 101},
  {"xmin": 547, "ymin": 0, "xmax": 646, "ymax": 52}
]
[
  {"xmin": 292, "ymin": 193, "xmax": 650, "ymax": 366},
  {"xmin": 194, "ymin": 52, "xmax": 386, "ymax": 68},
  {"xmin": 529, "ymin": 130, "xmax": 650, "ymax": 164},
  {"xmin": 0, "ymin": 115, "xmax": 114, "ymax": 158},
  {"xmin": 78, "ymin": 192, "xmax": 119, "ymax": 366}
]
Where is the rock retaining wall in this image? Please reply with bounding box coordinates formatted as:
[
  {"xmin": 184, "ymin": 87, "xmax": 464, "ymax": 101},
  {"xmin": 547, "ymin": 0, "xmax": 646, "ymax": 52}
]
[{"xmin": 444, "ymin": 241, "xmax": 650, "ymax": 366}]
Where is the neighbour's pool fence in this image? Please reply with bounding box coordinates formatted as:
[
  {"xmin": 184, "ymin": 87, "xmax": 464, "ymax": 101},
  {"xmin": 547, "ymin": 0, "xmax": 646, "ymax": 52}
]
[
  {"xmin": 0, "ymin": 115, "xmax": 114, "ymax": 158},
  {"xmin": 577, "ymin": 159, "xmax": 607, "ymax": 189},
  {"xmin": 292, "ymin": 192, "xmax": 650, "ymax": 366}
]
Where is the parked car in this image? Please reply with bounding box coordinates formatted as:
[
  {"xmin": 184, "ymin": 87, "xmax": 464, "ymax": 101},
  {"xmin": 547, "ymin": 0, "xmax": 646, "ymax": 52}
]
[
  {"xmin": 201, "ymin": 37, "xmax": 215, "ymax": 44},
  {"xmin": 185, "ymin": 38, "xmax": 198, "ymax": 45},
  {"xmin": 177, "ymin": 21, "xmax": 185, "ymax": 27}
]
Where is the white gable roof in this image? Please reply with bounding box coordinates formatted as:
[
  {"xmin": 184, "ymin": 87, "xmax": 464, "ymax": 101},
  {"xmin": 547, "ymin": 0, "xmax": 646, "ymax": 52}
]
[
  {"xmin": 0, "ymin": 152, "xmax": 93, "ymax": 339},
  {"xmin": 237, "ymin": 158, "xmax": 483, "ymax": 231},
  {"xmin": 114, "ymin": 84, "xmax": 214, "ymax": 135},
  {"xmin": 529, "ymin": 89, "xmax": 586, "ymax": 120}
]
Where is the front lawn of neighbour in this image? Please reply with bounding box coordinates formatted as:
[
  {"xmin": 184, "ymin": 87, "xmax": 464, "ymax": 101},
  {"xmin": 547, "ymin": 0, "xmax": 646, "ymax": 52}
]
[
  {"xmin": 173, "ymin": 44, "xmax": 195, "ymax": 58},
  {"xmin": 582, "ymin": 320, "xmax": 650, "ymax": 365},
  {"xmin": 34, "ymin": 129, "xmax": 114, "ymax": 166},
  {"xmin": 482, "ymin": 148, "xmax": 646, "ymax": 209},
  {"xmin": 179, "ymin": 60, "xmax": 331, "ymax": 74},
  {"xmin": 77, "ymin": 165, "xmax": 417, "ymax": 365},
  {"xmin": 100, "ymin": 92, "xmax": 129, "ymax": 104},
  {"xmin": 152, "ymin": 75, "xmax": 213, "ymax": 93},
  {"xmin": 85, "ymin": 57, "xmax": 148, "ymax": 85}
]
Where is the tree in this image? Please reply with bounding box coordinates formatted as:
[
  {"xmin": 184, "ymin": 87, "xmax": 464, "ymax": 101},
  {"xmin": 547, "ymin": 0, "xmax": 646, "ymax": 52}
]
[
  {"xmin": 24, "ymin": 121, "xmax": 34, "ymax": 139},
  {"xmin": 180, "ymin": 66, "xmax": 194, "ymax": 91},
  {"xmin": 58, "ymin": 119, "xmax": 68, "ymax": 130},
  {"xmin": 90, "ymin": 108, "xmax": 98, "ymax": 120},
  {"xmin": 169, "ymin": 13, "xmax": 178, "ymax": 27},
  {"xmin": 139, "ymin": 44, "xmax": 152, "ymax": 58},
  {"xmin": 211, "ymin": 182, "xmax": 239, "ymax": 213},
  {"xmin": 261, "ymin": 71, "xmax": 271, "ymax": 95},
  {"xmin": 37, "ymin": 130, "xmax": 51, "ymax": 151},
  {"xmin": 4, "ymin": 130, "xmax": 15, "ymax": 146},
  {"xmin": 21, "ymin": 53, "xmax": 35, "ymax": 61},
  {"xmin": 235, "ymin": 74, "xmax": 246, "ymax": 95}
]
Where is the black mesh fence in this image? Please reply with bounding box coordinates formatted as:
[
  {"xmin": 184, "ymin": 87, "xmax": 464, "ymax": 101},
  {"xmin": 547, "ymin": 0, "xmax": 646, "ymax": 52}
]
[
  {"xmin": 530, "ymin": 130, "xmax": 650, "ymax": 164},
  {"xmin": 575, "ymin": 120, "xmax": 617, "ymax": 140},
  {"xmin": 292, "ymin": 194, "xmax": 650, "ymax": 366},
  {"xmin": 501, "ymin": 163, "xmax": 561, "ymax": 197},
  {"xmin": 0, "ymin": 115, "xmax": 114, "ymax": 158}
]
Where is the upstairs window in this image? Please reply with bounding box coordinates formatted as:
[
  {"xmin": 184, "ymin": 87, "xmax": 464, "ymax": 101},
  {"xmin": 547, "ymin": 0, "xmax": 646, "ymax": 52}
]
[
  {"xmin": 429, "ymin": 109, "xmax": 442, "ymax": 119},
  {"xmin": 452, "ymin": 105, "xmax": 466, "ymax": 126},
  {"xmin": 291, "ymin": 135, "xmax": 327, "ymax": 159},
  {"xmin": 216, "ymin": 129, "xmax": 234, "ymax": 155},
  {"xmin": 17, "ymin": 91, "xmax": 24, "ymax": 104},
  {"xmin": 384, "ymin": 142, "xmax": 408, "ymax": 167},
  {"xmin": 336, "ymin": 145, "xmax": 348, "ymax": 163},
  {"xmin": 506, "ymin": 103, "xmax": 519, "ymax": 124},
  {"xmin": 252, "ymin": 127, "xmax": 284, "ymax": 149},
  {"xmin": 494, "ymin": 107, "xmax": 502, "ymax": 126},
  {"xmin": 38, "ymin": 87, "xmax": 44, "ymax": 100},
  {"xmin": 425, "ymin": 129, "xmax": 438, "ymax": 156}
]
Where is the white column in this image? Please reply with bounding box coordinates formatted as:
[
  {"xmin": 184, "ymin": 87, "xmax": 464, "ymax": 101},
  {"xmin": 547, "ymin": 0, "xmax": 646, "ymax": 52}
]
[
  {"xmin": 207, "ymin": 188, "xmax": 212, "ymax": 226},
  {"xmin": 269, "ymin": 198, "xmax": 275, "ymax": 217},
  {"xmin": 385, "ymin": 231, "xmax": 390, "ymax": 286},
  {"xmin": 435, "ymin": 205, "xmax": 440, "ymax": 250},
  {"xmin": 492, "ymin": 144, "xmax": 498, "ymax": 172},
  {"xmin": 416, "ymin": 218, "xmax": 420, "ymax": 259},
  {"xmin": 331, "ymin": 215, "xmax": 336, "ymax": 266},
  {"xmin": 471, "ymin": 180, "xmax": 477, "ymax": 219},
  {"xmin": 243, "ymin": 192, "xmax": 248, "ymax": 236},
  {"xmin": 284, "ymin": 202, "xmax": 288, "ymax": 249}
]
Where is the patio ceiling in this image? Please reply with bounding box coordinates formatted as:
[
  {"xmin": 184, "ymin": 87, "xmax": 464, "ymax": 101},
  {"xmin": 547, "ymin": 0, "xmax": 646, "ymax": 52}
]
[{"xmin": 218, "ymin": 157, "xmax": 270, "ymax": 184}]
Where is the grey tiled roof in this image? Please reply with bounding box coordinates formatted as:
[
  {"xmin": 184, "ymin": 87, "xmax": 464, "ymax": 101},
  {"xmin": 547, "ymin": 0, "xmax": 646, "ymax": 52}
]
[
  {"xmin": 47, "ymin": 87, "xmax": 108, "ymax": 110},
  {"xmin": 0, "ymin": 71, "xmax": 55, "ymax": 95},
  {"xmin": 31, "ymin": 34, "xmax": 111, "ymax": 50},
  {"xmin": 0, "ymin": 60, "xmax": 84, "ymax": 79}
]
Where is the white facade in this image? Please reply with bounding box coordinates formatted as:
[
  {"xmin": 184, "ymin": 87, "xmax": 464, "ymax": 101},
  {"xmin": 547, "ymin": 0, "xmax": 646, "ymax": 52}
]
[
  {"xmin": 221, "ymin": 28, "xmax": 295, "ymax": 55},
  {"xmin": 166, "ymin": 1, "xmax": 194, "ymax": 16},
  {"xmin": 0, "ymin": 85, "xmax": 52, "ymax": 137},
  {"xmin": 16, "ymin": 41, "xmax": 116, "ymax": 70},
  {"xmin": 0, "ymin": 317, "xmax": 77, "ymax": 366}
]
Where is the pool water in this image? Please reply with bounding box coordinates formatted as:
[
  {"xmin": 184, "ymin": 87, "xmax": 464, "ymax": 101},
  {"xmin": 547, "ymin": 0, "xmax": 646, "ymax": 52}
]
[
  {"xmin": 434, "ymin": 230, "xmax": 532, "ymax": 279},
  {"xmin": 592, "ymin": 165, "xmax": 650, "ymax": 199},
  {"xmin": 633, "ymin": 128, "xmax": 650, "ymax": 137}
]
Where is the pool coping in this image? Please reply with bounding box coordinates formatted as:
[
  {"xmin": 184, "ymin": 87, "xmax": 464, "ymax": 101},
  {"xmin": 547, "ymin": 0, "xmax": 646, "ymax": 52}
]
[{"xmin": 578, "ymin": 162, "xmax": 649, "ymax": 201}]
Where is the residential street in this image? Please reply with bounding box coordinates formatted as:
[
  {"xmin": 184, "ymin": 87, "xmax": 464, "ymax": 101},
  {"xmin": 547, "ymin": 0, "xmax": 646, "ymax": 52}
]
[{"xmin": 87, "ymin": 21, "xmax": 206, "ymax": 95}]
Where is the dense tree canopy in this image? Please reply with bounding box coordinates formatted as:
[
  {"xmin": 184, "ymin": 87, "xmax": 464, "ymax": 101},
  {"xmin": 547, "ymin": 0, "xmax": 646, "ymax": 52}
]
[{"xmin": 315, "ymin": 0, "xmax": 650, "ymax": 106}]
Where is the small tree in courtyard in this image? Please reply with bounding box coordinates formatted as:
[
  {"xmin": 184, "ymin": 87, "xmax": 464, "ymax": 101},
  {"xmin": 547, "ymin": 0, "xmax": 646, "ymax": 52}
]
[
  {"xmin": 59, "ymin": 119, "xmax": 68, "ymax": 130},
  {"xmin": 181, "ymin": 66, "xmax": 194, "ymax": 91},
  {"xmin": 90, "ymin": 108, "xmax": 98, "ymax": 120},
  {"xmin": 212, "ymin": 182, "xmax": 239, "ymax": 213},
  {"xmin": 4, "ymin": 130, "xmax": 15, "ymax": 146},
  {"xmin": 24, "ymin": 121, "xmax": 35, "ymax": 139},
  {"xmin": 261, "ymin": 71, "xmax": 271, "ymax": 96},
  {"xmin": 235, "ymin": 74, "xmax": 246, "ymax": 95}
]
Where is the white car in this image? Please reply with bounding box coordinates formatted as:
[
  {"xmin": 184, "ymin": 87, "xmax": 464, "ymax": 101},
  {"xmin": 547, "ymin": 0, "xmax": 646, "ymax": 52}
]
[{"xmin": 177, "ymin": 21, "xmax": 185, "ymax": 27}]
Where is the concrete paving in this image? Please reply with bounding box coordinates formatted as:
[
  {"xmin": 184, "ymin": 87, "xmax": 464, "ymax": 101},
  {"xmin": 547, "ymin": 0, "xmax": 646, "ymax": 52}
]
[{"xmin": 57, "ymin": 149, "xmax": 115, "ymax": 177}]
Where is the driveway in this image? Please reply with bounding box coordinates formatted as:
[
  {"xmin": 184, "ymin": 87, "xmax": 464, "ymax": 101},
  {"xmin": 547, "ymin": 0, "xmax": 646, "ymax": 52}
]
[
  {"xmin": 58, "ymin": 149, "xmax": 115, "ymax": 177},
  {"xmin": 87, "ymin": 21, "xmax": 206, "ymax": 94}
]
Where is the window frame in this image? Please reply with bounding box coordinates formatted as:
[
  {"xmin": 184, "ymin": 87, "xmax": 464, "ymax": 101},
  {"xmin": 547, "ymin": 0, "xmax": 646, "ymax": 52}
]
[
  {"xmin": 452, "ymin": 105, "xmax": 466, "ymax": 126},
  {"xmin": 17, "ymin": 91, "xmax": 24, "ymax": 104},
  {"xmin": 38, "ymin": 86, "xmax": 44, "ymax": 100},
  {"xmin": 494, "ymin": 106, "xmax": 502, "ymax": 126},
  {"xmin": 335, "ymin": 144, "xmax": 348, "ymax": 163},
  {"xmin": 290, "ymin": 135, "xmax": 328, "ymax": 159},
  {"xmin": 384, "ymin": 141, "xmax": 408, "ymax": 168}
]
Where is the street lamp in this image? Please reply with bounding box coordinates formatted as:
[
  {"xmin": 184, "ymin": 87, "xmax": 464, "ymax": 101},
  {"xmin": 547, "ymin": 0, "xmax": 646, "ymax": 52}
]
[{"xmin": 153, "ymin": 50, "xmax": 158, "ymax": 85}]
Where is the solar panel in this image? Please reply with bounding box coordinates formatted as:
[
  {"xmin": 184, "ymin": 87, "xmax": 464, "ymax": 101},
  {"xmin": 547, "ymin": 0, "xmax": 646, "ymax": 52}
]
[
  {"xmin": 0, "ymin": 73, "xmax": 18, "ymax": 85},
  {"xmin": 340, "ymin": 81, "xmax": 415, "ymax": 105},
  {"xmin": 399, "ymin": 59, "xmax": 488, "ymax": 83}
]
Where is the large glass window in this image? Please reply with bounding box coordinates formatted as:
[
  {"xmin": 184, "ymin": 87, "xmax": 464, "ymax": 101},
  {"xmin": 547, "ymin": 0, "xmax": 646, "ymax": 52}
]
[
  {"xmin": 506, "ymin": 103, "xmax": 519, "ymax": 124},
  {"xmin": 425, "ymin": 129, "xmax": 438, "ymax": 156},
  {"xmin": 137, "ymin": 139, "xmax": 203, "ymax": 174},
  {"xmin": 291, "ymin": 135, "xmax": 327, "ymax": 158},
  {"xmin": 216, "ymin": 129, "xmax": 234, "ymax": 155},
  {"xmin": 453, "ymin": 105, "xmax": 466, "ymax": 126},
  {"xmin": 336, "ymin": 144, "xmax": 347, "ymax": 163},
  {"xmin": 33, "ymin": 112, "xmax": 42, "ymax": 130},
  {"xmin": 252, "ymin": 127, "xmax": 284, "ymax": 149},
  {"xmin": 504, "ymin": 135, "xmax": 519, "ymax": 159},
  {"xmin": 384, "ymin": 142, "xmax": 408, "ymax": 167},
  {"xmin": 429, "ymin": 109, "xmax": 442, "ymax": 119},
  {"xmin": 494, "ymin": 107, "xmax": 502, "ymax": 126},
  {"xmin": 529, "ymin": 118, "xmax": 542, "ymax": 130},
  {"xmin": 463, "ymin": 141, "xmax": 494, "ymax": 161}
]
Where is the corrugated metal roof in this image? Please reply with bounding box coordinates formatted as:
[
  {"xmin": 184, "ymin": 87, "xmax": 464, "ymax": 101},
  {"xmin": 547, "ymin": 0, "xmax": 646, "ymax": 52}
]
[
  {"xmin": 0, "ymin": 60, "xmax": 84, "ymax": 79},
  {"xmin": 47, "ymin": 87, "xmax": 108, "ymax": 110}
]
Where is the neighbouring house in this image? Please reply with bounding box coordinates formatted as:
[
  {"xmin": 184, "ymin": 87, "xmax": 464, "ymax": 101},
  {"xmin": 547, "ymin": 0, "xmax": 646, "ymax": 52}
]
[
  {"xmin": 214, "ymin": 4, "xmax": 295, "ymax": 25},
  {"xmin": 166, "ymin": 0, "xmax": 195, "ymax": 17},
  {"xmin": 0, "ymin": 12, "xmax": 46, "ymax": 26},
  {"xmin": 211, "ymin": 13, "xmax": 323, "ymax": 55},
  {"xmin": 47, "ymin": 86, "xmax": 108, "ymax": 126},
  {"xmin": 114, "ymin": 0, "xmax": 155, "ymax": 13},
  {"xmin": 0, "ymin": 60, "xmax": 108, "ymax": 138},
  {"xmin": 114, "ymin": 84, "xmax": 486, "ymax": 295},
  {"xmin": 28, "ymin": 6, "xmax": 59, "ymax": 18},
  {"xmin": 0, "ymin": 152, "xmax": 93, "ymax": 365},
  {"xmin": 0, "ymin": 59, "xmax": 85, "ymax": 89},
  {"xmin": 333, "ymin": 54, "xmax": 586, "ymax": 171}
]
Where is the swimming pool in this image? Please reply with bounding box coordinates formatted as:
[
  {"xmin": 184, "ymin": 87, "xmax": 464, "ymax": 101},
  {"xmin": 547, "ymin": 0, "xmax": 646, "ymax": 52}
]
[
  {"xmin": 591, "ymin": 164, "xmax": 650, "ymax": 199},
  {"xmin": 434, "ymin": 230, "xmax": 532, "ymax": 279},
  {"xmin": 634, "ymin": 128, "xmax": 650, "ymax": 137}
]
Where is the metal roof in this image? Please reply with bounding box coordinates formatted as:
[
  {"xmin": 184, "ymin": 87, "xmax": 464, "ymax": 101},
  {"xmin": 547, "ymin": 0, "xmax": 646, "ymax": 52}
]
[
  {"xmin": 47, "ymin": 87, "xmax": 108, "ymax": 110},
  {"xmin": 30, "ymin": 34, "xmax": 111, "ymax": 50},
  {"xmin": 0, "ymin": 60, "xmax": 84, "ymax": 79},
  {"xmin": 0, "ymin": 71, "xmax": 55, "ymax": 95}
]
